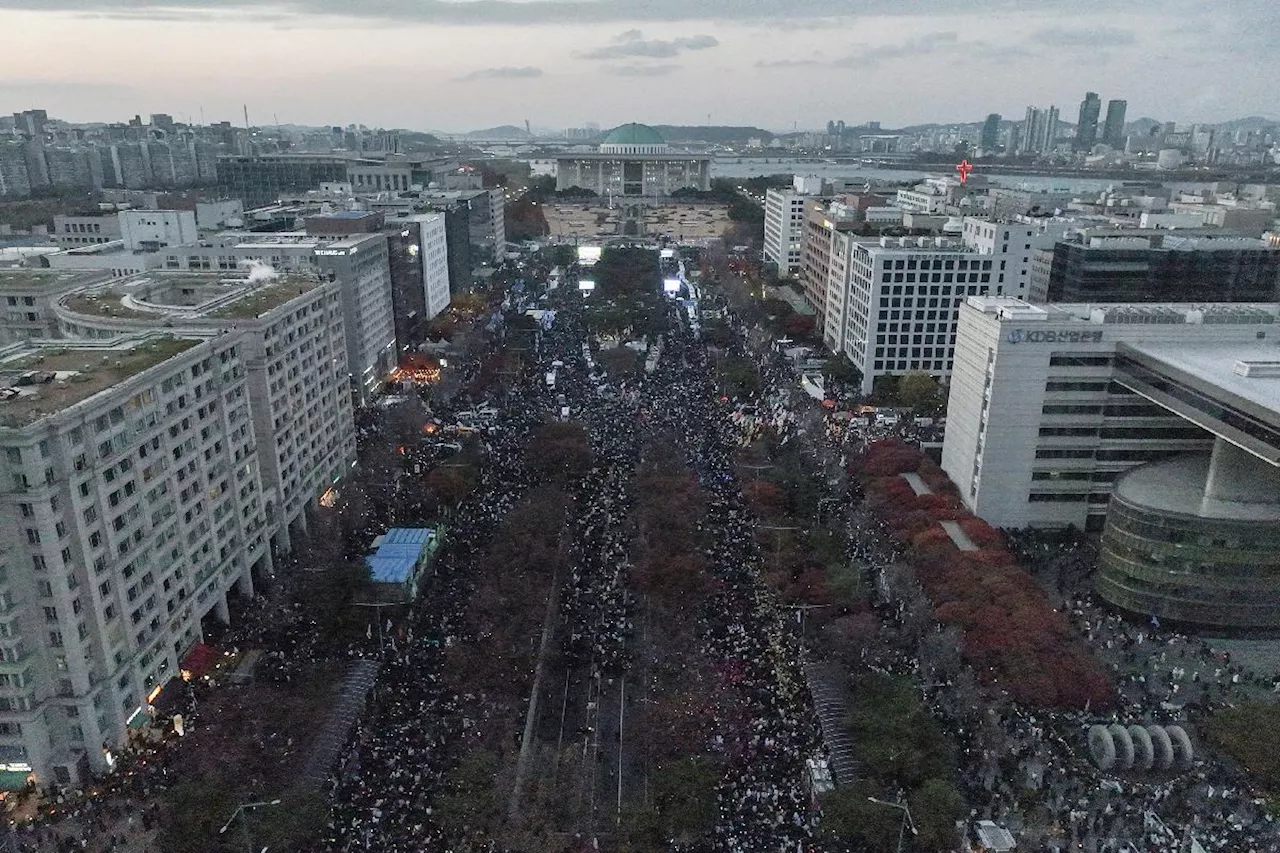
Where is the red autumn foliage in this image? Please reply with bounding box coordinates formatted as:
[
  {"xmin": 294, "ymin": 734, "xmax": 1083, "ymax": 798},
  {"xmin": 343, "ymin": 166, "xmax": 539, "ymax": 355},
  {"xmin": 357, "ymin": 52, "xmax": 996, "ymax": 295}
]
[
  {"xmin": 856, "ymin": 439, "xmax": 1117, "ymax": 711},
  {"xmin": 958, "ymin": 516, "xmax": 1004, "ymax": 549},
  {"xmin": 741, "ymin": 480, "xmax": 787, "ymax": 519},
  {"xmin": 859, "ymin": 439, "xmax": 924, "ymax": 476}
]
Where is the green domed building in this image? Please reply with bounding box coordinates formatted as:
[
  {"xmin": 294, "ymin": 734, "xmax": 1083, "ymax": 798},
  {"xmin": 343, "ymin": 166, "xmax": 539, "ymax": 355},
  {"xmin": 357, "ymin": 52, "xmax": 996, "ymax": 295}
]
[{"xmin": 555, "ymin": 122, "xmax": 711, "ymax": 197}]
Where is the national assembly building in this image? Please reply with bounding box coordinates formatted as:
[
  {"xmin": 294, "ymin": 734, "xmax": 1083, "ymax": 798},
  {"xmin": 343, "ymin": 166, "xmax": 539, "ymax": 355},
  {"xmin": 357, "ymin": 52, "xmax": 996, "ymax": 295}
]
[{"xmin": 555, "ymin": 123, "xmax": 712, "ymax": 199}]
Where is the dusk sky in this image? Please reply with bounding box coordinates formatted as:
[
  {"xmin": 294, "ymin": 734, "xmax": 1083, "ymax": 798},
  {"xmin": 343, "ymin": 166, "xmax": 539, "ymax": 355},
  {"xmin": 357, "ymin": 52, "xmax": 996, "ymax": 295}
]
[{"xmin": 1, "ymin": 0, "xmax": 1275, "ymax": 132}]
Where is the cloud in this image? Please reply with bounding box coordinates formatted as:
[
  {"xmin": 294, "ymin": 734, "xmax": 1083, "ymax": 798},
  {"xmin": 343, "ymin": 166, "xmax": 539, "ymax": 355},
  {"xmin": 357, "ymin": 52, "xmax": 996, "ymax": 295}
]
[
  {"xmin": 831, "ymin": 31, "xmax": 959, "ymax": 68},
  {"xmin": 1030, "ymin": 26, "xmax": 1137, "ymax": 46},
  {"xmin": 580, "ymin": 31, "xmax": 718, "ymax": 60},
  {"xmin": 755, "ymin": 58, "xmax": 821, "ymax": 68},
  {"xmin": 456, "ymin": 66, "xmax": 543, "ymax": 81},
  {"xmin": 0, "ymin": 0, "xmax": 1184, "ymax": 25},
  {"xmin": 603, "ymin": 63, "xmax": 680, "ymax": 77}
]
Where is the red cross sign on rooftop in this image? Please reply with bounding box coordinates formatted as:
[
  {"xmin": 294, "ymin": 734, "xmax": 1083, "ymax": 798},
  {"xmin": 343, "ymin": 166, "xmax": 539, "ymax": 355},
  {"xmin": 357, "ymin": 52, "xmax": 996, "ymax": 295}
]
[{"xmin": 955, "ymin": 159, "xmax": 974, "ymax": 185}]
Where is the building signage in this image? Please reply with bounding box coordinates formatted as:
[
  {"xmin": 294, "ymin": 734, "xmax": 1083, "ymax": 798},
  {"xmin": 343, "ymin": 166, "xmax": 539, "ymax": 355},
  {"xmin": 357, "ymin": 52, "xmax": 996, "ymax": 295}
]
[
  {"xmin": 1007, "ymin": 328, "xmax": 1102, "ymax": 345},
  {"xmin": 315, "ymin": 249, "xmax": 348, "ymax": 257}
]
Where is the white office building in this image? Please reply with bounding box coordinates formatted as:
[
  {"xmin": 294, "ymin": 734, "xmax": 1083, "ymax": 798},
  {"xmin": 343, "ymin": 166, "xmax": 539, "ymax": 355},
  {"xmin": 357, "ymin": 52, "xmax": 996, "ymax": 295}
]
[
  {"xmin": 830, "ymin": 237, "xmax": 997, "ymax": 394},
  {"xmin": 118, "ymin": 210, "xmax": 198, "ymax": 252},
  {"xmin": 52, "ymin": 215, "xmax": 121, "ymax": 250},
  {"xmin": 941, "ymin": 297, "xmax": 1280, "ymax": 530},
  {"xmin": 50, "ymin": 272, "xmax": 357, "ymax": 553},
  {"xmin": 763, "ymin": 189, "xmax": 809, "ymax": 276},
  {"xmin": 0, "ymin": 270, "xmax": 357, "ymax": 787},
  {"xmin": 314, "ymin": 234, "xmax": 397, "ymax": 405},
  {"xmin": 960, "ymin": 217, "xmax": 1066, "ymax": 300}
]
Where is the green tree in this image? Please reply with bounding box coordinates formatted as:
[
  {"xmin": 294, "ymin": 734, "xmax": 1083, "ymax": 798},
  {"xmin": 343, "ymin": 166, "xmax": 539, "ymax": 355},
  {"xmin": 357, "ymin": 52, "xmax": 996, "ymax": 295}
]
[
  {"xmin": 435, "ymin": 751, "xmax": 504, "ymax": 841},
  {"xmin": 825, "ymin": 354, "xmax": 863, "ymax": 388},
  {"xmin": 872, "ymin": 373, "xmax": 901, "ymax": 403},
  {"xmin": 652, "ymin": 757, "xmax": 718, "ymax": 843},
  {"xmin": 716, "ymin": 355, "xmax": 761, "ymax": 397},
  {"xmin": 897, "ymin": 371, "xmax": 941, "ymax": 412},
  {"xmin": 909, "ymin": 777, "xmax": 965, "ymax": 852},
  {"xmin": 820, "ymin": 782, "xmax": 901, "ymax": 853}
]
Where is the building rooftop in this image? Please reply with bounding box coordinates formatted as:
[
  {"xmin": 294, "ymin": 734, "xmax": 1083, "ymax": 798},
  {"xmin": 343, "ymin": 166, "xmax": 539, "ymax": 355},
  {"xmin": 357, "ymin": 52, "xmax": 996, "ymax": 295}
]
[
  {"xmin": 323, "ymin": 211, "xmax": 381, "ymax": 220},
  {"xmin": 63, "ymin": 290, "xmax": 157, "ymax": 319},
  {"xmin": 1114, "ymin": 454, "xmax": 1280, "ymax": 521},
  {"xmin": 1124, "ymin": 339, "xmax": 1280, "ymax": 421},
  {"xmin": 601, "ymin": 123, "xmax": 665, "ymax": 146},
  {"xmin": 0, "ymin": 336, "xmax": 200, "ymax": 428},
  {"xmin": 56, "ymin": 271, "xmax": 326, "ymax": 325},
  {"xmin": 207, "ymin": 276, "xmax": 323, "ymax": 319},
  {"xmin": 0, "ymin": 269, "xmax": 109, "ymax": 293},
  {"xmin": 968, "ymin": 297, "xmax": 1280, "ymax": 329}
]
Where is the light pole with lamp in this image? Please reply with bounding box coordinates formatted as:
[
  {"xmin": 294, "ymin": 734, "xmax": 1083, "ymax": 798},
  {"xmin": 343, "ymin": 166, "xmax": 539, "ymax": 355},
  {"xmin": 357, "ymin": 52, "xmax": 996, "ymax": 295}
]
[
  {"xmin": 219, "ymin": 798, "xmax": 281, "ymax": 853},
  {"xmin": 867, "ymin": 796, "xmax": 918, "ymax": 853}
]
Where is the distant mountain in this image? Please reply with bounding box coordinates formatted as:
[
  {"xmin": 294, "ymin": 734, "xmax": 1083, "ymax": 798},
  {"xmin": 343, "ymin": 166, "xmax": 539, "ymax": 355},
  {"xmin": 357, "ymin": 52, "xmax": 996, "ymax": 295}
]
[
  {"xmin": 1214, "ymin": 115, "xmax": 1277, "ymax": 132},
  {"xmin": 652, "ymin": 125, "xmax": 775, "ymax": 144},
  {"xmin": 461, "ymin": 125, "xmax": 533, "ymax": 140},
  {"xmin": 1128, "ymin": 117, "xmax": 1161, "ymax": 135}
]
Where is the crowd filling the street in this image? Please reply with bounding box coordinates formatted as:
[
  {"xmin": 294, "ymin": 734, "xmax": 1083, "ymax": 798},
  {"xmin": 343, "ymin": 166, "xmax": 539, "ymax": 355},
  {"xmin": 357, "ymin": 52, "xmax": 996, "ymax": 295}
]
[{"xmin": 8, "ymin": 241, "xmax": 1280, "ymax": 853}]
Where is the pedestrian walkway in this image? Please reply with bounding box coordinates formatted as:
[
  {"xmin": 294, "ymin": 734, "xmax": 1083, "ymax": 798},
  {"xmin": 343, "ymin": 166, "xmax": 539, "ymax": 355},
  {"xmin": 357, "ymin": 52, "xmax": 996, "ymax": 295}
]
[
  {"xmin": 804, "ymin": 661, "xmax": 862, "ymax": 786},
  {"xmin": 300, "ymin": 658, "xmax": 379, "ymax": 790},
  {"xmin": 939, "ymin": 519, "xmax": 979, "ymax": 552}
]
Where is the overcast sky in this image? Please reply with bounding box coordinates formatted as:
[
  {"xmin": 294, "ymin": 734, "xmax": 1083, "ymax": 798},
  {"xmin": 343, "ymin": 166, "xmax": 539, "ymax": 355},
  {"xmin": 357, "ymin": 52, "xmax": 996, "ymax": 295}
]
[{"xmin": 1, "ymin": 0, "xmax": 1274, "ymax": 132}]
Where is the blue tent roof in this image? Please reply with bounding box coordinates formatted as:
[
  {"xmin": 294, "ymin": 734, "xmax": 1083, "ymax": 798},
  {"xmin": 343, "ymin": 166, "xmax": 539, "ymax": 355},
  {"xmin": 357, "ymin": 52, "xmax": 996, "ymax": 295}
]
[
  {"xmin": 365, "ymin": 528, "xmax": 438, "ymax": 586},
  {"xmin": 381, "ymin": 528, "xmax": 434, "ymax": 547},
  {"xmin": 367, "ymin": 554, "xmax": 418, "ymax": 585}
]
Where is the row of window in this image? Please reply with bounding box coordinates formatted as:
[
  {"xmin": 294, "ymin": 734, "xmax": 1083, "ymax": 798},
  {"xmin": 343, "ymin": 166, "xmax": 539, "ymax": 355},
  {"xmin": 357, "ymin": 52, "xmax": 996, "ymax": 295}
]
[
  {"xmin": 1034, "ymin": 447, "xmax": 1189, "ymax": 462},
  {"xmin": 1028, "ymin": 492, "xmax": 1112, "ymax": 504}
]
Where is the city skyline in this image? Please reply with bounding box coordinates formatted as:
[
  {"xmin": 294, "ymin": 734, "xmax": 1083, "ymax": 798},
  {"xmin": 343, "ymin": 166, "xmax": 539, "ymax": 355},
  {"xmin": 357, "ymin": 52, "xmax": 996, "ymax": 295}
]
[{"xmin": 0, "ymin": 0, "xmax": 1275, "ymax": 132}]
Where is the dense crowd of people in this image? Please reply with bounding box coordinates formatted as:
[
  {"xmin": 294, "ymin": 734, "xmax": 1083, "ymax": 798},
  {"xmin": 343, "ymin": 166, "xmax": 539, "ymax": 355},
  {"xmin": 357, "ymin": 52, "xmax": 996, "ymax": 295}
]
[{"xmin": 14, "ymin": 245, "xmax": 1280, "ymax": 853}]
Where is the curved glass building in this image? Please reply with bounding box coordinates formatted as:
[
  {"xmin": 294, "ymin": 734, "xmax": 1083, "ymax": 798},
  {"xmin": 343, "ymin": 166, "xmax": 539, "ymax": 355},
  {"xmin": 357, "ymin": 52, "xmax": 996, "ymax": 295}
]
[{"xmin": 1099, "ymin": 450, "xmax": 1280, "ymax": 629}]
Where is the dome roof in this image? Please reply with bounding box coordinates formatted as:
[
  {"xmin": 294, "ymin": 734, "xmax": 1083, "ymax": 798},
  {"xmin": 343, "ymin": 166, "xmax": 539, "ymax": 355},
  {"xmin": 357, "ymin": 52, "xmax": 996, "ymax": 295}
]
[{"xmin": 601, "ymin": 123, "xmax": 665, "ymax": 146}]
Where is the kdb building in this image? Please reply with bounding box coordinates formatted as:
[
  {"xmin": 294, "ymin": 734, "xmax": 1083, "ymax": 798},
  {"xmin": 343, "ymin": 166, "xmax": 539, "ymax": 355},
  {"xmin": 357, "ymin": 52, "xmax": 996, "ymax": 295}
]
[{"xmin": 942, "ymin": 296, "xmax": 1280, "ymax": 629}]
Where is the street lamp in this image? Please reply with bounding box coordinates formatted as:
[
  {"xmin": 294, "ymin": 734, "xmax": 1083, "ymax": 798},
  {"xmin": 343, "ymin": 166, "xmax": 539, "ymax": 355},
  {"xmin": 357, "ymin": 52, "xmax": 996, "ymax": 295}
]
[
  {"xmin": 867, "ymin": 796, "xmax": 918, "ymax": 853},
  {"xmin": 220, "ymin": 799, "xmax": 281, "ymax": 853}
]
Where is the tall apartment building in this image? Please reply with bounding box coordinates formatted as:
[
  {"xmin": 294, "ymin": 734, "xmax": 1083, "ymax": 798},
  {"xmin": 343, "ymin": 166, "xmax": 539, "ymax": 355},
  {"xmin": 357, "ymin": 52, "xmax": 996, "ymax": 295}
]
[
  {"xmin": 0, "ymin": 141, "xmax": 32, "ymax": 199},
  {"xmin": 314, "ymin": 235, "xmax": 397, "ymax": 404},
  {"xmin": 1102, "ymin": 99, "xmax": 1128, "ymax": 149},
  {"xmin": 980, "ymin": 114, "xmax": 1001, "ymax": 152},
  {"xmin": 831, "ymin": 236, "xmax": 997, "ymax": 394},
  {"xmin": 12, "ymin": 110, "xmax": 48, "ymax": 139},
  {"xmin": 215, "ymin": 155, "xmax": 351, "ymax": 208},
  {"xmin": 0, "ymin": 333, "xmax": 272, "ymax": 787},
  {"xmin": 1030, "ymin": 232, "xmax": 1280, "ymax": 303},
  {"xmin": 1075, "ymin": 92, "xmax": 1102, "ymax": 151},
  {"xmin": 763, "ymin": 183, "xmax": 818, "ymax": 278},
  {"xmin": 1018, "ymin": 106, "xmax": 1059, "ymax": 156}
]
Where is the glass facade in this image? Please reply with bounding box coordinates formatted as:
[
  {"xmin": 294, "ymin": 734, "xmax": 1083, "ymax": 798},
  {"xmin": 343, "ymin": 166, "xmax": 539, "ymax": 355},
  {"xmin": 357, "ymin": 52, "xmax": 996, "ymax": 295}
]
[{"xmin": 1098, "ymin": 474, "xmax": 1280, "ymax": 628}]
